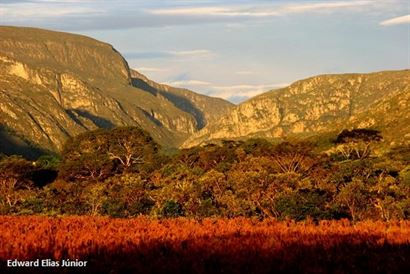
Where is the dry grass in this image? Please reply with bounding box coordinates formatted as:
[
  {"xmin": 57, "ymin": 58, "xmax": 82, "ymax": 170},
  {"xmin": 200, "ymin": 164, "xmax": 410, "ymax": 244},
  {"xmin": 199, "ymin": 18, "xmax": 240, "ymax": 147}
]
[{"xmin": 1, "ymin": 216, "xmax": 409, "ymax": 273}]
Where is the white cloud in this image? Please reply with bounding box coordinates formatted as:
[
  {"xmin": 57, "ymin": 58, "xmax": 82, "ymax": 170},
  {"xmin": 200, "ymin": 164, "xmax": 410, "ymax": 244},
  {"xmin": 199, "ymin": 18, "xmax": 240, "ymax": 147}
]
[
  {"xmin": 211, "ymin": 83, "xmax": 289, "ymax": 99},
  {"xmin": 380, "ymin": 14, "xmax": 410, "ymax": 26},
  {"xmin": 235, "ymin": 71, "xmax": 255, "ymax": 75},
  {"xmin": 124, "ymin": 49, "xmax": 213, "ymax": 60},
  {"xmin": 170, "ymin": 49, "xmax": 213, "ymax": 57},
  {"xmin": 1, "ymin": 0, "xmax": 405, "ymax": 30},
  {"xmin": 37, "ymin": 0, "xmax": 99, "ymax": 2},
  {"xmin": 33, "ymin": 0, "xmax": 95, "ymax": 2},
  {"xmin": 149, "ymin": 7, "xmax": 279, "ymax": 17},
  {"xmin": 164, "ymin": 80, "xmax": 212, "ymax": 86},
  {"xmin": 160, "ymin": 80, "xmax": 288, "ymax": 102},
  {"xmin": 135, "ymin": 67, "xmax": 167, "ymax": 73},
  {"xmin": 150, "ymin": 7, "xmax": 231, "ymax": 16},
  {"xmin": 148, "ymin": 1, "xmax": 375, "ymax": 18},
  {"xmin": 0, "ymin": 4, "xmax": 101, "ymax": 18},
  {"xmin": 283, "ymin": 1, "xmax": 372, "ymax": 13},
  {"xmin": 162, "ymin": 79, "xmax": 289, "ymax": 100}
]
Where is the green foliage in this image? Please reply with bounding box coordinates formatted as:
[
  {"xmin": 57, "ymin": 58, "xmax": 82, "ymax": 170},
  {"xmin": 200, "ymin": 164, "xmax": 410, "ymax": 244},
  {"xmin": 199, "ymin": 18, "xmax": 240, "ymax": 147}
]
[
  {"xmin": 59, "ymin": 127, "xmax": 160, "ymax": 182},
  {"xmin": 35, "ymin": 155, "xmax": 61, "ymax": 170},
  {"xmin": 162, "ymin": 200, "xmax": 184, "ymax": 217},
  {"xmin": 274, "ymin": 190, "xmax": 333, "ymax": 221},
  {"xmin": 59, "ymin": 130, "xmax": 113, "ymax": 182},
  {"xmin": 400, "ymin": 166, "xmax": 410, "ymax": 186},
  {"xmin": 387, "ymin": 146, "xmax": 410, "ymax": 165},
  {"xmin": 336, "ymin": 179, "xmax": 371, "ymax": 222},
  {"xmin": 102, "ymin": 199, "xmax": 126, "ymax": 218},
  {"xmin": 2, "ymin": 127, "xmax": 410, "ymax": 221},
  {"xmin": 336, "ymin": 129, "xmax": 383, "ymax": 144}
]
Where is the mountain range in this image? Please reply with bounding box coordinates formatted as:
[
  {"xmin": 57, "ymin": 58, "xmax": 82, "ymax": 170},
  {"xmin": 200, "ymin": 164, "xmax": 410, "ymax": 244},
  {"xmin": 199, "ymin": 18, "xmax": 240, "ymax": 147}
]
[
  {"xmin": 0, "ymin": 26, "xmax": 408, "ymax": 157},
  {"xmin": 0, "ymin": 26, "xmax": 233, "ymax": 157},
  {"xmin": 183, "ymin": 70, "xmax": 410, "ymax": 147}
]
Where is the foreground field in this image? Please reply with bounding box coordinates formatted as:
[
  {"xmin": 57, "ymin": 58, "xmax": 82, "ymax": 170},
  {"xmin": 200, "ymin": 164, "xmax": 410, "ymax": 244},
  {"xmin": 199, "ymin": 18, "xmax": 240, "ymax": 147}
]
[{"xmin": 1, "ymin": 217, "xmax": 410, "ymax": 273}]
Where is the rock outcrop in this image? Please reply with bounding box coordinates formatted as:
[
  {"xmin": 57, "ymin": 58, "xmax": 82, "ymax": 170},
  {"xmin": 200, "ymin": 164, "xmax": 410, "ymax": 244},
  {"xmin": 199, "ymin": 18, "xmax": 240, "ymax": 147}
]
[
  {"xmin": 1, "ymin": 26, "xmax": 408, "ymax": 156},
  {"xmin": 183, "ymin": 70, "xmax": 410, "ymax": 147},
  {"xmin": 0, "ymin": 26, "xmax": 233, "ymax": 155}
]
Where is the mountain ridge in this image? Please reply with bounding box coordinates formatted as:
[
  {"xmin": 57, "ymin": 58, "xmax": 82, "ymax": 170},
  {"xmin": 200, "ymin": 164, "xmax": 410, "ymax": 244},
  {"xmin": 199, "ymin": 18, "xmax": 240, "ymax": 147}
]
[
  {"xmin": 0, "ymin": 26, "xmax": 408, "ymax": 156},
  {"xmin": 183, "ymin": 69, "xmax": 410, "ymax": 147},
  {"xmin": 0, "ymin": 26, "xmax": 233, "ymax": 156}
]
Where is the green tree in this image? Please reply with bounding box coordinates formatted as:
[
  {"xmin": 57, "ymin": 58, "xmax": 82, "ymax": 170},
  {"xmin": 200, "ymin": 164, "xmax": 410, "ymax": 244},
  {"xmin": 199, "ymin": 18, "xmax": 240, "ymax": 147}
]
[
  {"xmin": 270, "ymin": 142, "xmax": 316, "ymax": 174},
  {"xmin": 336, "ymin": 178, "xmax": 371, "ymax": 222},
  {"xmin": 106, "ymin": 127, "xmax": 159, "ymax": 173},
  {"xmin": 0, "ymin": 156, "xmax": 36, "ymax": 211},
  {"xmin": 59, "ymin": 127, "xmax": 159, "ymax": 181}
]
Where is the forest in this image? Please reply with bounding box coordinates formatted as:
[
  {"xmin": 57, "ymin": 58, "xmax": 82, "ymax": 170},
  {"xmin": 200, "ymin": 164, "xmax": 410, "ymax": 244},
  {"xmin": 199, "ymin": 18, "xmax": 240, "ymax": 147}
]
[{"xmin": 1, "ymin": 126, "xmax": 409, "ymax": 222}]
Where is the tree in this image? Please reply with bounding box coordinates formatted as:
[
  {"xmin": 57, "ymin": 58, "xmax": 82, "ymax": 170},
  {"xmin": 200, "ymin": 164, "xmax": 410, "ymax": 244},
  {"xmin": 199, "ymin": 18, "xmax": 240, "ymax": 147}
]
[
  {"xmin": 273, "ymin": 189, "xmax": 332, "ymax": 221},
  {"xmin": 335, "ymin": 129, "xmax": 383, "ymax": 160},
  {"xmin": 106, "ymin": 127, "xmax": 159, "ymax": 173},
  {"xmin": 0, "ymin": 156, "xmax": 35, "ymax": 209},
  {"xmin": 336, "ymin": 129, "xmax": 383, "ymax": 143},
  {"xmin": 59, "ymin": 127, "xmax": 159, "ymax": 181},
  {"xmin": 336, "ymin": 178, "xmax": 370, "ymax": 222},
  {"xmin": 59, "ymin": 130, "xmax": 112, "ymax": 181},
  {"xmin": 82, "ymin": 183, "xmax": 106, "ymax": 216},
  {"xmin": 270, "ymin": 142, "xmax": 316, "ymax": 174}
]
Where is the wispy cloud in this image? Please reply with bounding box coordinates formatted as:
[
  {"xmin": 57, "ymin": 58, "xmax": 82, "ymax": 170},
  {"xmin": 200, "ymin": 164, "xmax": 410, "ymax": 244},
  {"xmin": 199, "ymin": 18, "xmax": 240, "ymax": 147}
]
[
  {"xmin": 148, "ymin": 1, "xmax": 375, "ymax": 18},
  {"xmin": 34, "ymin": 0, "xmax": 99, "ymax": 2},
  {"xmin": 380, "ymin": 14, "xmax": 410, "ymax": 26},
  {"xmin": 282, "ymin": 1, "xmax": 372, "ymax": 13},
  {"xmin": 124, "ymin": 49, "xmax": 213, "ymax": 60},
  {"xmin": 170, "ymin": 49, "xmax": 212, "ymax": 56},
  {"xmin": 211, "ymin": 83, "xmax": 289, "ymax": 99},
  {"xmin": 160, "ymin": 78, "xmax": 289, "ymax": 102},
  {"xmin": 235, "ymin": 71, "xmax": 255, "ymax": 75},
  {"xmin": 164, "ymin": 80, "xmax": 212, "ymax": 86},
  {"xmin": 206, "ymin": 83, "xmax": 290, "ymax": 103},
  {"xmin": 0, "ymin": 0, "xmax": 406, "ymax": 30},
  {"xmin": 150, "ymin": 7, "xmax": 281, "ymax": 17},
  {"xmin": 0, "ymin": 3, "xmax": 101, "ymax": 18},
  {"xmin": 135, "ymin": 67, "xmax": 167, "ymax": 73}
]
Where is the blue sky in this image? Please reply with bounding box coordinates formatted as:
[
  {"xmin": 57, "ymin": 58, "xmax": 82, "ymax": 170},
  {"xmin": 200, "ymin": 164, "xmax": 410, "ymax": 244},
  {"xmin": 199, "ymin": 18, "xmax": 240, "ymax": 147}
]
[{"xmin": 0, "ymin": 0, "xmax": 409, "ymax": 103}]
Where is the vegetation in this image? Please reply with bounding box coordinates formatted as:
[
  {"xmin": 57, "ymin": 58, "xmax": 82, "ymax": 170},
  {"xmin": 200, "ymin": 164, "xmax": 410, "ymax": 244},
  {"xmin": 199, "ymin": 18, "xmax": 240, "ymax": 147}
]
[
  {"xmin": 1, "ymin": 26, "xmax": 408, "ymax": 273},
  {"xmin": 1, "ymin": 126, "xmax": 409, "ymax": 221},
  {"xmin": 0, "ymin": 216, "xmax": 409, "ymax": 273}
]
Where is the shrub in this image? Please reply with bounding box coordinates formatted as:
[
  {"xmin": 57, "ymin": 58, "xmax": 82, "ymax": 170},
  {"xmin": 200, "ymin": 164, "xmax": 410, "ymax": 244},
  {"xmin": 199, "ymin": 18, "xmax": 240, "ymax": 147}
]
[{"xmin": 162, "ymin": 200, "xmax": 184, "ymax": 217}]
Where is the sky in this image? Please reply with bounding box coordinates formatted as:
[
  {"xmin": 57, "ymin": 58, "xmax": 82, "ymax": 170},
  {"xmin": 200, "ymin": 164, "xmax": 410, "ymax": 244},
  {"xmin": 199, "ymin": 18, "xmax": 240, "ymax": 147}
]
[{"xmin": 0, "ymin": 0, "xmax": 409, "ymax": 103}]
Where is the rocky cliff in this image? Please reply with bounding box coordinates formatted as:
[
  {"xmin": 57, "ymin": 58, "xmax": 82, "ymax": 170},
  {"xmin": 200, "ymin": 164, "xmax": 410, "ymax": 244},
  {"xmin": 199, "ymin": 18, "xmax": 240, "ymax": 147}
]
[
  {"xmin": 0, "ymin": 26, "xmax": 233, "ymax": 156},
  {"xmin": 183, "ymin": 70, "xmax": 410, "ymax": 147},
  {"xmin": 1, "ymin": 26, "xmax": 408, "ymax": 156},
  {"xmin": 130, "ymin": 70, "xmax": 233, "ymax": 129}
]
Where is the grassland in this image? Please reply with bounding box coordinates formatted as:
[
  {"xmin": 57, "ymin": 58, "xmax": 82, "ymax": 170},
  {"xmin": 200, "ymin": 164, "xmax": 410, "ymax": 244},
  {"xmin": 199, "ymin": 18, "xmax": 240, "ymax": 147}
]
[{"xmin": 0, "ymin": 216, "xmax": 409, "ymax": 273}]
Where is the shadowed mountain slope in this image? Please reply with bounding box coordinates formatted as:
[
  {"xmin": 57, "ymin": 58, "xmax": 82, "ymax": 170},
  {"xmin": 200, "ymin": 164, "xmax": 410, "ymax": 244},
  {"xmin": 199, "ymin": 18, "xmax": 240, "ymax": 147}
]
[
  {"xmin": 1, "ymin": 26, "xmax": 407, "ymax": 156},
  {"xmin": 0, "ymin": 26, "xmax": 233, "ymax": 155}
]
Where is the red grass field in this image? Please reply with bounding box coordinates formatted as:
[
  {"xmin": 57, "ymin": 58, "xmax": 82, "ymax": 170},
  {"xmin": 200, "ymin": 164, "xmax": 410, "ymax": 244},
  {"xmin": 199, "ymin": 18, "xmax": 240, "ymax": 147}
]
[{"xmin": 1, "ymin": 216, "xmax": 410, "ymax": 273}]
